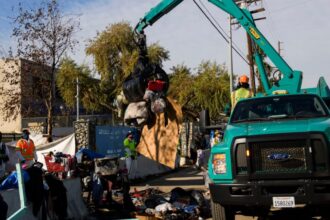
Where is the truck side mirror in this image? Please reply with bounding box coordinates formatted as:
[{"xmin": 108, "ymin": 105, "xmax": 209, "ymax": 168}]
[
  {"xmin": 224, "ymin": 103, "xmax": 231, "ymax": 117},
  {"xmin": 199, "ymin": 110, "xmax": 210, "ymax": 133}
]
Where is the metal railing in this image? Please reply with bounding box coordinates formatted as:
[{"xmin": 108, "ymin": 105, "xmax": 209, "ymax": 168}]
[{"xmin": 22, "ymin": 114, "xmax": 113, "ymax": 130}]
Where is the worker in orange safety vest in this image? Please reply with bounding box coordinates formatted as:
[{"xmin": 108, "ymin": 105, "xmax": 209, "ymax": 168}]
[{"xmin": 16, "ymin": 129, "xmax": 37, "ymax": 168}]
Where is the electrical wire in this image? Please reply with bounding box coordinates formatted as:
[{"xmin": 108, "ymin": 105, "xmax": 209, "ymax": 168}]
[
  {"xmin": 198, "ymin": 0, "xmax": 247, "ymax": 58},
  {"xmin": 262, "ymin": 0, "xmax": 280, "ymax": 41},
  {"xmin": 269, "ymin": 0, "xmax": 313, "ymax": 14},
  {"xmin": 192, "ymin": 0, "xmax": 250, "ymax": 65}
]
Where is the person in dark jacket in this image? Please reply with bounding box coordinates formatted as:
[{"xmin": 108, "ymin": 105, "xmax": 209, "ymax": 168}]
[
  {"xmin": 0, "ymin": 193, "xmax": 8, "ymax": 220},
  {"xmin": 45, "ymin": 173, "xmax": 68, "ymax": 219},
  {"xmin": 0, "ymin": 132, "xmax": 9, "ymax": 179}
]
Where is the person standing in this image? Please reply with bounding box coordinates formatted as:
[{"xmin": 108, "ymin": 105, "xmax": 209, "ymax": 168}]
[
  {"xmin": 123, "ymin": 131, "xmax": 137, "ymax": 178},
  {"xmin": 0, "ymin": 132, "xmax": 9, "ymax": 179},
  {"xmin": 15, "ymin": 129, "xmax": 37, "ymax": 168},
  {"xmin": 0, "ymin": 194, "xmax": 8, "ymax": 220},
  {"xmin": 231, "ymin": 74, "xmax": 253, "ymax": 108}
]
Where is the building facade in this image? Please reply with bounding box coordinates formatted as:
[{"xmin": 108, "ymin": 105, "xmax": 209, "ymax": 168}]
[{"xmin": 0, "ymin": 58, "xmax": 55, "ymax": 133}]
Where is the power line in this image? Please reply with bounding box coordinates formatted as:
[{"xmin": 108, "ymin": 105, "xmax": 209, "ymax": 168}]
[
  {"xmin": 197, "ymin": 0, "xmax": 247, "ymax": 60},
  {"xmin": 268, "ymin": 0, "xmax": 313, "ymax": 14},
  {"xmin": 192, "ymin": 0, "xmax": 250, "ymax": 65},
  {"xmin": 261, "ymin": 0, "xmax": 279, "ymax": 42}
]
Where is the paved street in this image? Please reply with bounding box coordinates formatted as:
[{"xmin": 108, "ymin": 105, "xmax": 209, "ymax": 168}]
[
  {"xmin": 131, "ymin": 165, "xmax": 206, "ymax": 193},
  {"xmin": 131, "ymin": 165, "xmax": 324, "ymax": 220}
]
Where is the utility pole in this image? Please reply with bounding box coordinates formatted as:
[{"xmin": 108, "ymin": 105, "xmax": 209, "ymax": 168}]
[
  {"xmin": 278, "ymin": 41, "xmax": 283, "ymax": 56},
  {"xmin": 228, "ymin": 15, "xmax": 234, "ymax": 94},
  {"xmin": 76, "ymin": 77, "xmax": 79, "ymax": 121},
  {"xmin": 237, "ymin": 0, "xmax": 265, "ymax": 94},
  {"xmin": 246, "ymin": 34, "xmax": 256, "ymax": 94}
]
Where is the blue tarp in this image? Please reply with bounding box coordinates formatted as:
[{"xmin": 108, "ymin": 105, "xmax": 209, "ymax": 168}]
[
  {"xmin": 95, "ymin": 126, "xmax": 139, "ymax": 157},
  {"xmin": 0, "ymin": 170, "xmax": 30, "ymax": 190},
  {"xmin": 75, "ymin": 148, "xmax": 105, "ymax": 163}
]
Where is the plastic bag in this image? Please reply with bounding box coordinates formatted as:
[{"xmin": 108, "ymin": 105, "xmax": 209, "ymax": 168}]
[
  {"xmin": 0, "ymin": 170, "xmax": 30, "ymax": 190},
  {"xmin": 123, "ymin": 75, "xmax": 147, "ymax": 103},
  {"xmin": 151, "ymin": 97, "xmax": 166, "ymax": 114},
  {"xmin": 190, "ymin": 190, "xmax": 205, "ymax": 206},
  {"xmin": 155, "ymin": 202, "xmax": 174, "ymax": 213}
]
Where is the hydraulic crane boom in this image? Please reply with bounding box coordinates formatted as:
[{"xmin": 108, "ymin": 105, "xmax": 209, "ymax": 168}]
[
  {"xmin": 135, "ymin": 0, "xmax": 303, "ymax": 95},
  {"xmin": 135, "ymin": 0, "xmax": 184, "ymax": 33}
]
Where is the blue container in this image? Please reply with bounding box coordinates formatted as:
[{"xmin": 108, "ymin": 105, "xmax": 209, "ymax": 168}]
[{"xmin": 95, "ymin": 126, "xmax": 136, "ymax": 158}]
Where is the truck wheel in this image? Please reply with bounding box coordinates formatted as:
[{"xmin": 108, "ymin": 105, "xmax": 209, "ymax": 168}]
[{"xmin": 211, "ymin": 201, "xmax": 235, "ymax": 220}]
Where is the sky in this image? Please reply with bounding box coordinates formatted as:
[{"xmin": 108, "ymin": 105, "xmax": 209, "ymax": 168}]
[{"xmin": 0, "ymin": 0, "xmax": 329, "ymax": 88}]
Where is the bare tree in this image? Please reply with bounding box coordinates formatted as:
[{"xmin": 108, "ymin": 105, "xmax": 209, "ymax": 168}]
[{"xmin": 11, "ymin": 0, "xmax": 79, "ymax": 135}]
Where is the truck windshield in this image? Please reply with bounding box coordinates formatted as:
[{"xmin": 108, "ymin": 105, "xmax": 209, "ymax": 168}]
[{"xmin": 231, "ymin": 95, "xmax": 329, "ymax": 123}]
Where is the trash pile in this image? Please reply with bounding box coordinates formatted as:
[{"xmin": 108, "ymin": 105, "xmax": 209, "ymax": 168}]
[
  {"xmin": 130, "ymin": 187, "xmax": 211, "ymax": 220},
  {"xmin": 0, "ymin": 162, "xmax": 69, "ymax": 219},
  {"xmin": 116, "ymin": 33, "xmax": 170, "ymax": 128}
]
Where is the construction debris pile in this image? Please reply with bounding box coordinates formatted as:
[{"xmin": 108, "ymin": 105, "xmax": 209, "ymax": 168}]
[{"xmin": 130, "ymin": 187, "xmax": 211, "ymax": 220}]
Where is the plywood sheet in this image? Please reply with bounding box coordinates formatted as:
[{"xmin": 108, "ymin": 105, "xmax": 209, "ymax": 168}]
[{"xmin": 137, "ymin": 98, "xmax": 182, "ymax": 169}]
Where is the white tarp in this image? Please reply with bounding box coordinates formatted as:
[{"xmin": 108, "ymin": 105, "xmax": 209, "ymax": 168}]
[
  {"xmin": 5, "ymin": 134, "xmax": 76, "ymax": 172},
  {"xmin": 35, "ymin": 134, "xmax": 76, "ymax": 171}
]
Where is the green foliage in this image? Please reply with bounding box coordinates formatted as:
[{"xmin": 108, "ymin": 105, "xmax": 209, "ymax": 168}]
[
  {"xmin": 85, "ymin": 22, "xmax": 169, "ymax": 105},
  {"xmin": 86, "ymin": 22, "xmax": 136, "ymax": 87},
  {"xmin": 57, "ymin": 58, "xmax": 102, "ymax": 113},
  {"xmin": 147, "ymin": 43, "xmax": 169, "ymax": 66},
  {"xmin": 254, "ymin": 45, "xmax": 275, "ymax": 93},
  {"xmin": 169, "ymin": 61, "xmax": 230, "ymax": 119},
  {"xmin": 193, "ymin": 61, "xmax": 230, "ymax": 118},
  {"xmin": 168, "ymin": 64, "xmax": 194, "ymax": 105}
]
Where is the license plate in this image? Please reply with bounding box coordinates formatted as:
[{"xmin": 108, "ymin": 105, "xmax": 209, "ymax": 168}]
[{"xmin": 272, "ymin": 197, "xmax": 295, "ymax": 208}]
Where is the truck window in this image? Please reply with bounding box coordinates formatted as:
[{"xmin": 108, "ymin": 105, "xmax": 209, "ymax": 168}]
[
  {"xmin": 323, "ymin": 98, "xmax": 330, "ymax": 110},
  {"xmin": 231, "ymin": 95, "xmax": 329, "ymax": 123}
]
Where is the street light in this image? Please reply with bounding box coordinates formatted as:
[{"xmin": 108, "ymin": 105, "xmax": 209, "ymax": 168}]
[{"xmin": 76, "ymin": 77, "xmax": 79, "ymax": 121}]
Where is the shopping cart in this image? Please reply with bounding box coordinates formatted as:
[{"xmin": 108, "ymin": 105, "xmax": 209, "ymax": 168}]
[{"xmin": 43, "ymin": 153, "xmax": 66, "ymax": 173}]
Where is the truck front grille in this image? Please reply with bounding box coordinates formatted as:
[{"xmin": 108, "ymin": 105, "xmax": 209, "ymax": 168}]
[
  {"xmin": 250, "ymin": 139, "xmax": 308, "ymax": 174},
  {"xmin": 234, "ymin": 134, "xmax": 329, "ymax": 178}
]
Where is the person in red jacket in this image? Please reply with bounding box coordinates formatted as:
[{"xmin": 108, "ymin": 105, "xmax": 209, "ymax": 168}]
[{"xmin": 15, "ymin": 129, "xmax": 37, "ymax": 168}]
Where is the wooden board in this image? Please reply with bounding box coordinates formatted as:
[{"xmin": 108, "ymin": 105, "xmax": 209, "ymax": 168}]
[{"xmin": 136, "ymin": 98, "xmax": 182, "ymax": 169}]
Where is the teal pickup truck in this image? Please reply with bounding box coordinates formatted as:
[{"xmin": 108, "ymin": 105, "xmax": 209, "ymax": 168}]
[{"xmin": 206, "ymin": 92, "xmax": 330, "ymax": 219}]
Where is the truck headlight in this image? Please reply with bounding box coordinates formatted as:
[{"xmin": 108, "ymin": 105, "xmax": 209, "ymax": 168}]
[{"xmin": 213, "ymin": 153, "xmax": 226, "ymax": 174}]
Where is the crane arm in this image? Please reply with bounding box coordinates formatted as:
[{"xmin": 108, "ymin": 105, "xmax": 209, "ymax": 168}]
[
  {"xmin": 209, "ymin": 0, "xmax": 302, "ymax": 94},
  {"xmin": 135, "ymin": 0, "xmax": 303, "ymax": 94},
  {"xmin": 135, "ymin": 0, "xmax": 184, "ymax": 34}
]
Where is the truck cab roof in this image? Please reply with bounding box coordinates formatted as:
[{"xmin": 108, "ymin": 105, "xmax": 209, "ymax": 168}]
[{"xmin": 230, "ymin": 93, "xmax": 330, "ymax": 124}]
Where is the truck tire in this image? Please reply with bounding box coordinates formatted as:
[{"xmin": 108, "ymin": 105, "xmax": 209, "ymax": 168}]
[{"xmin": 211, "ymin": 201, "xmax": 235, "ymax": 220}]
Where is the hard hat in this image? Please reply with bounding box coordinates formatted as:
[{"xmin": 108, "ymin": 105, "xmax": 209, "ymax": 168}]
[{"xmin": 239, "ymin": 75, "xmax": 249, "ymax": 84}]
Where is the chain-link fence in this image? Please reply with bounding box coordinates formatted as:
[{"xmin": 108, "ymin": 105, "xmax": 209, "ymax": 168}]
[{"xmin": 22, "ymin": 114, "xmax": 113, "ymax": 133}]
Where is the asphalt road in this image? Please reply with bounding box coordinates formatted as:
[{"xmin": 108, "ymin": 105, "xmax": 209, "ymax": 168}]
[
  {"xmin": 131, "ymin": 165, "xmax": 324, "ymax": 220},
  {"xmin": 131, "ymin": 165, "xmax": 207, "ymax": 193}
]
